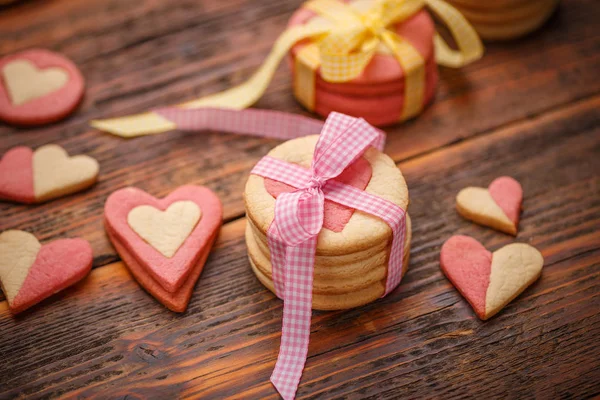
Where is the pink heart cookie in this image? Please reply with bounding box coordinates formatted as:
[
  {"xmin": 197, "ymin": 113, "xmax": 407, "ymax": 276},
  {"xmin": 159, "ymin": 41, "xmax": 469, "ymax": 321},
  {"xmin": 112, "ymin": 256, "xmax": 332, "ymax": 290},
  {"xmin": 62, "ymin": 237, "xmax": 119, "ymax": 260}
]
[
  {"xmin": 456, "ymin": 176, "xmax": 523, "ymax": 235},
  {"xmin": 0, "ymin": 146, "xmax": 35, "ymax": 203},
  {"xmin": 440, "ymin": 235, "xmax": 543, "ymax": 320},
  {"xmin": 104, "ymin": 185, "xmax": 222, "ymax": 294},
  {"xmin": 264, "ymin": 157, "xmax": 373, "ymax": 232},
  {"xmin": 0, "ymin": 144, "xmax": 99, "ymax": 204},
  {"xmin": 0, "ymin": 230, "xmax": 92, "ymax": 314}
]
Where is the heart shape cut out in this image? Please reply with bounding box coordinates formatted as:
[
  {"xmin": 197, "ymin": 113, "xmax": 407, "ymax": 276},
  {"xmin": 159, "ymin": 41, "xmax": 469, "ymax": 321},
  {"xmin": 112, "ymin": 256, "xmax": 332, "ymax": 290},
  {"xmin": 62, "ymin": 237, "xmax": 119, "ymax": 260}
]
[
  {"xmin": 0, "ymin": 144, "xmax": 99, "ymax": 203},
  {"xmin": 440, "ymin": 235, "xmax": 543, "ymax": 320},
  {"xmin": 104, "ymin": 185, "xmax": 222, "ymax": 294},
  {"xmin": 264, "ymin": 157, "xmax": 373, "ymax": 232},
  {"xmin": 0, "ymin": 230, "xmax": 92, "ymax": 314},
  {"xmin": 456, "ymin": 176, "xmax": 523, "ymax": 235},
  {"xmin": 128, "ymin": 201, "xmax": 202, "ymax": 258},
  {"xmin": 2, "ymin": 59, "xmax": 69, "ymax": 106}
]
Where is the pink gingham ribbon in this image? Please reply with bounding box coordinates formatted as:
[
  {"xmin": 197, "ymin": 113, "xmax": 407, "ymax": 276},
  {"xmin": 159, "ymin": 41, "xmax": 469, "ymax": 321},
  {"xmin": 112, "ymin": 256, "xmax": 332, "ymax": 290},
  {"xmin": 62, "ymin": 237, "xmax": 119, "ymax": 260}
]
[
  {"xmin": 150, "ymin": 108, "xmax": 405, "ymax": 400},
  {"xmin": 252, "ymin": 113, "xmax": 406, "ymax": 399}
]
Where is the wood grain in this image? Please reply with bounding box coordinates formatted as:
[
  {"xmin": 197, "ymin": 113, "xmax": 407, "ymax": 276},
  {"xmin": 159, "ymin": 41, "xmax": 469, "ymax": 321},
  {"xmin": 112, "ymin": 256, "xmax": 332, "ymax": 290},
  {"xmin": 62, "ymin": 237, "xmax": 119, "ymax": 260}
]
[
  {"xmin": 1, "ymin": 0, "xmax": 599, "ymax": 272},
  {"xmin": 0, "ymin": 91, "xmax": 598, "ymax": 398}
]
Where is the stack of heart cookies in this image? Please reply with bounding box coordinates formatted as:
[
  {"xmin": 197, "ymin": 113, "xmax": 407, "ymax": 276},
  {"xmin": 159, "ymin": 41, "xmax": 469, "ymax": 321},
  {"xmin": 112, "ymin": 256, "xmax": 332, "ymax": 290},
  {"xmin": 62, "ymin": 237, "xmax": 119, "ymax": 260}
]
[
  {"xmin": 244, "ymin": 135, "xmax": 411, "ymax": 310},
  {"xmin": 445, "ymin": 0, "xmax": 559, "ymax": 40},
  {"xmin": 287, "ymin": 1, "xmax": 438, "ymax": 126}
]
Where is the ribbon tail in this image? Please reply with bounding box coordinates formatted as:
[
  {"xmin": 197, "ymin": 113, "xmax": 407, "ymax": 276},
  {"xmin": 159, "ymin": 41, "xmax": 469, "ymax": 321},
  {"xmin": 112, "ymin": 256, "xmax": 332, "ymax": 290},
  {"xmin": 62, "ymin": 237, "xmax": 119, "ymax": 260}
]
[
  {"xmin": 270, "ymin": 236, "xmax": 317, "ymax": 400},
  {"xmin": 426, "ymin": 0, "xmax": 484, "ymax": 68},
  {"xmin": 90, "ymin": 22, "xmax": 330, "ymax": 138}
]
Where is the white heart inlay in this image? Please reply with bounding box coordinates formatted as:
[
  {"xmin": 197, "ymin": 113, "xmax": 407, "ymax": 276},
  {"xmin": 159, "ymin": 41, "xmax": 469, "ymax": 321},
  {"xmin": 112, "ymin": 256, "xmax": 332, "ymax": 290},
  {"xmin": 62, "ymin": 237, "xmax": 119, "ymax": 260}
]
[
  {"xmin": 2, "ymin": 59, "xmax": 69, "ymax": 106},
  {"xmin": 127, "ymin": 201, "xmax": 202, "ymax": 258}
]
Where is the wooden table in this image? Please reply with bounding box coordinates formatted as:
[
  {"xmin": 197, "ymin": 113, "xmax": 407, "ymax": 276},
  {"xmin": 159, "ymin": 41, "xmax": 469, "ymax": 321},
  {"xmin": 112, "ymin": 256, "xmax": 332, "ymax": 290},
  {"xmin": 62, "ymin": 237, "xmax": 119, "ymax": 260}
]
[{"xmin": 1, "ymin": 0, "xmax": 599, "ymax": 398}]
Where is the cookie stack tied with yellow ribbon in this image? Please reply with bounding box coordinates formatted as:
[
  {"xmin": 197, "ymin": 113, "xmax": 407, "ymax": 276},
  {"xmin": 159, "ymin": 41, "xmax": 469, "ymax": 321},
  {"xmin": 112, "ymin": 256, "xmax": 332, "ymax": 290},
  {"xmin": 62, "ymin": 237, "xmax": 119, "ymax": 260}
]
[
  {"xmin": 289, "ymin": 0, "xmax": 439, "ymax": 126},
  {"xmin": 446, "ymin": 0, "xmax": 559, "ymax": 40},
  {"xmin": 244, "ymin": 135, "xmax": 411, "ymax": 310},
  {"xmin": 90, "ymin": 0, "xmax": 483, "ymax": 137}
]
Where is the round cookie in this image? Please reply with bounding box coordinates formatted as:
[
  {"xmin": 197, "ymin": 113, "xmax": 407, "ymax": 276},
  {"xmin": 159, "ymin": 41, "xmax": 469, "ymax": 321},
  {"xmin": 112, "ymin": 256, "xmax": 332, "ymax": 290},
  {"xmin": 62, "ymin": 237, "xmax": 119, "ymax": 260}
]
[
  {"xmin": 250, "ymin": 259, "xmax": 387, "ymax": 310},
  {"xmin": 314, "ymin": 64, "xmax": 438, "ymax": 127},
  {"xmin": 0, "ymin": 49, "xmax": 84, "ymax": 126},
  {"xmin": 455, "ymin": 0, "xmax": 556, "ymax": 25},
  {"xmin": 446, "ymin": 0, "xmax": 559, "ymax": 40},
  {"xmin": 248, "ymin": 216, "xmax": 412, "ymax": 310},
  {"xmin": 469, "ymin": 3, "xmax": 558, "ymax": 41},
  {"xmin": 289, "ymin": 4, "xmax": 435, "ymax": 84},
  {"xmin": 247, "ymin": 217, "xmax": 390, "ymax": 269},
  {"xmin": 288, "ymin": 1, "xmax": 437, "ymax": 125},
  {"xmin": 246, "ymin": 222, "xmax": 388, "ymax": 293},
  {"xmin": 244, "ymin": 135, "xmax": 409, "ymax": 256},
  {"xmin": 448, "ymin": 0, "xmax": 544, "ymax": 10}
]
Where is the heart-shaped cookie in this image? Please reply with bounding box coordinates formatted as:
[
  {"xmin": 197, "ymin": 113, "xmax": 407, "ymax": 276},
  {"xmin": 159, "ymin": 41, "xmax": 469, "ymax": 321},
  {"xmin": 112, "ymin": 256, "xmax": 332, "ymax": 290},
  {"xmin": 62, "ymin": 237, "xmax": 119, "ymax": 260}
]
[
  {"xmin": 0, "ymin": 49, "xmax": 85, "ymax": 126},
  {"xmin": 0, "ymin": 144, "xmax": 99, "ymax": 204},
  {"xmin": 104, "ymin": 186, "xmax": 222, "ymax": 297},
  {"xmin": 456, "ymin": 176, "xmax": 523, "ymax": 235},
  {"xmin": 440, "ymin": 235, "xmax": 543, "ymax": 320},
  {"xmin": 0, "ymin": 230, "xmax": 92, "ymax": 314},
  {"xmin": 264, "ymin": 157, "xmax": 373, "ymax": 232},
  {"xmin": 107, "ymin": 228, "xmax": 216, "ymax": 313}
]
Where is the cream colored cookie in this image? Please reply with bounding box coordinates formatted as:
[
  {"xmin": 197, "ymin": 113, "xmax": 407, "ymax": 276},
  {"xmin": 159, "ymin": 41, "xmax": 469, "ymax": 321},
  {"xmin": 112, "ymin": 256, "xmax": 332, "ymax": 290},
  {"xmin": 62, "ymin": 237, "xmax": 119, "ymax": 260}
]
[
  {"xmin": 127, "ymin": 201, "xmax": 202, "ymax": 258},
  {"xmin": 470, "ymin": 1, "xmax": 559, "ymax": 40},
  {"xmin": 250, "ymin": 259, "xmax": 387, "ymax": 310},
  {"xmin": 448, "ymin": 0, "xmax": 548, "ymax": 11},
  {"xmin": 244, "ymin": 135, "xmax": 409, "ymax": 255},
  {"xmin": 485, "ymin": 243, "xmax": 543, "ymax": 319},
  {"xmin": 248, "ymin": 215, "xmax": 412, "ymax": 309},
  {"xmin": 456, "ymin": 0, "xmax": 556, "ymax": 25},
  {"xmin": 33, "ymin": 144, "xmax": 99, "ymax": 202},
  {"xmin": 247, "ymin": 224, "xmax": 388, "ymax": 294},
  {"xmin": 248, "ymin": 214, "xmax": 411, "ymax": 278},
  {"xmin": 247, "ymin": 217, "xmax": 389, "ymax": 268}
]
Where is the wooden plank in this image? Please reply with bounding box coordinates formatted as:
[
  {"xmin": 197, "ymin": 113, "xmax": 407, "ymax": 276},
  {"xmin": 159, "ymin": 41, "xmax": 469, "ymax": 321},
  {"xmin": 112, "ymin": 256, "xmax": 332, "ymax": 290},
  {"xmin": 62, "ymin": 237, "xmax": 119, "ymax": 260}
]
[
  {"xmin": 1, "ymin": 0, "xmax": 598, "ymax": 269},
  {"xmin": 0, "ymin": 95, "xmax": 598, "ymax": 398}
]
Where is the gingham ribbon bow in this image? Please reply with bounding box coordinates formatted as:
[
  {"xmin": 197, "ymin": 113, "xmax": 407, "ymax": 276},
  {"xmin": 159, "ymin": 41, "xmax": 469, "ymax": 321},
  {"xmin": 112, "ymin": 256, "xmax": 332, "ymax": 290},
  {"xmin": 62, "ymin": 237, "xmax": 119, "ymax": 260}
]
[{"xmin": 251, "ymin": 112, "xmax": 407, "ymax": 399}]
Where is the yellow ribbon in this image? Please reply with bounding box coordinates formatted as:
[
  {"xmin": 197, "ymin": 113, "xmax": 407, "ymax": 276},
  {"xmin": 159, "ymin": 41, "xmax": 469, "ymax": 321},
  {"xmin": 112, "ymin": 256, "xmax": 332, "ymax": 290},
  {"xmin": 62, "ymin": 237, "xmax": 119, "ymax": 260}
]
[{"xmin": 91, "ymin": 0, "xmax": 483, "ymax": 138}]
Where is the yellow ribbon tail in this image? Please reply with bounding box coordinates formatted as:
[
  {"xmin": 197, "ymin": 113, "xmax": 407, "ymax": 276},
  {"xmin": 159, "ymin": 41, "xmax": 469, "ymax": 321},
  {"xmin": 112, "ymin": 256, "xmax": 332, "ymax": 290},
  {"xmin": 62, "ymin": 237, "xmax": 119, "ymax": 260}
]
[
  {"xmin": 426, "ymin": 0, "xmax": 484, "ymax": 68},
  {"xmin": 91, "ymin": 22, "xmax": 329, "ymax": 138}
]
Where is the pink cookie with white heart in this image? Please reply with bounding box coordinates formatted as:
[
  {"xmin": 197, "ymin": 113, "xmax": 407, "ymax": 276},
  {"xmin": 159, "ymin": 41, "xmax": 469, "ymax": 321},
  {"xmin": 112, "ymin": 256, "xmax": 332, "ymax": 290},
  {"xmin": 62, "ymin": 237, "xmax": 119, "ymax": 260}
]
[
  {"xmin": 440, "ymin": 235, "xmax": 543, "ymax": 320},
  {"xmin": 104, "ymin": 185, "xmax": 222, "ymax": 300},
  {"xmin": 0, "ymin": 230, "xmax": 92, "ymax": 314},
  {"xmin": 456, "ymin": 176, "xmax": 523, "ymax": 235},
  {"xmin": 0, "ymin": 144, "xmax": 99, "ymax": 203},
  {"xmin": 0, "ymin": 49, "xmax": 85, "ymax": 126}
]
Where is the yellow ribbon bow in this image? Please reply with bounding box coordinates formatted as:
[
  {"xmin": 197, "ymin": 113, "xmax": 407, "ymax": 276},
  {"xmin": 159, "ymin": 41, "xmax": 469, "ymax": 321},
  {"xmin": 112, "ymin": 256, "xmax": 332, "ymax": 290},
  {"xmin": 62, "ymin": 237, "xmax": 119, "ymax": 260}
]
[{"xmin": 91, "ymin": 0, "xmax": 483, "ymax": 137}]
